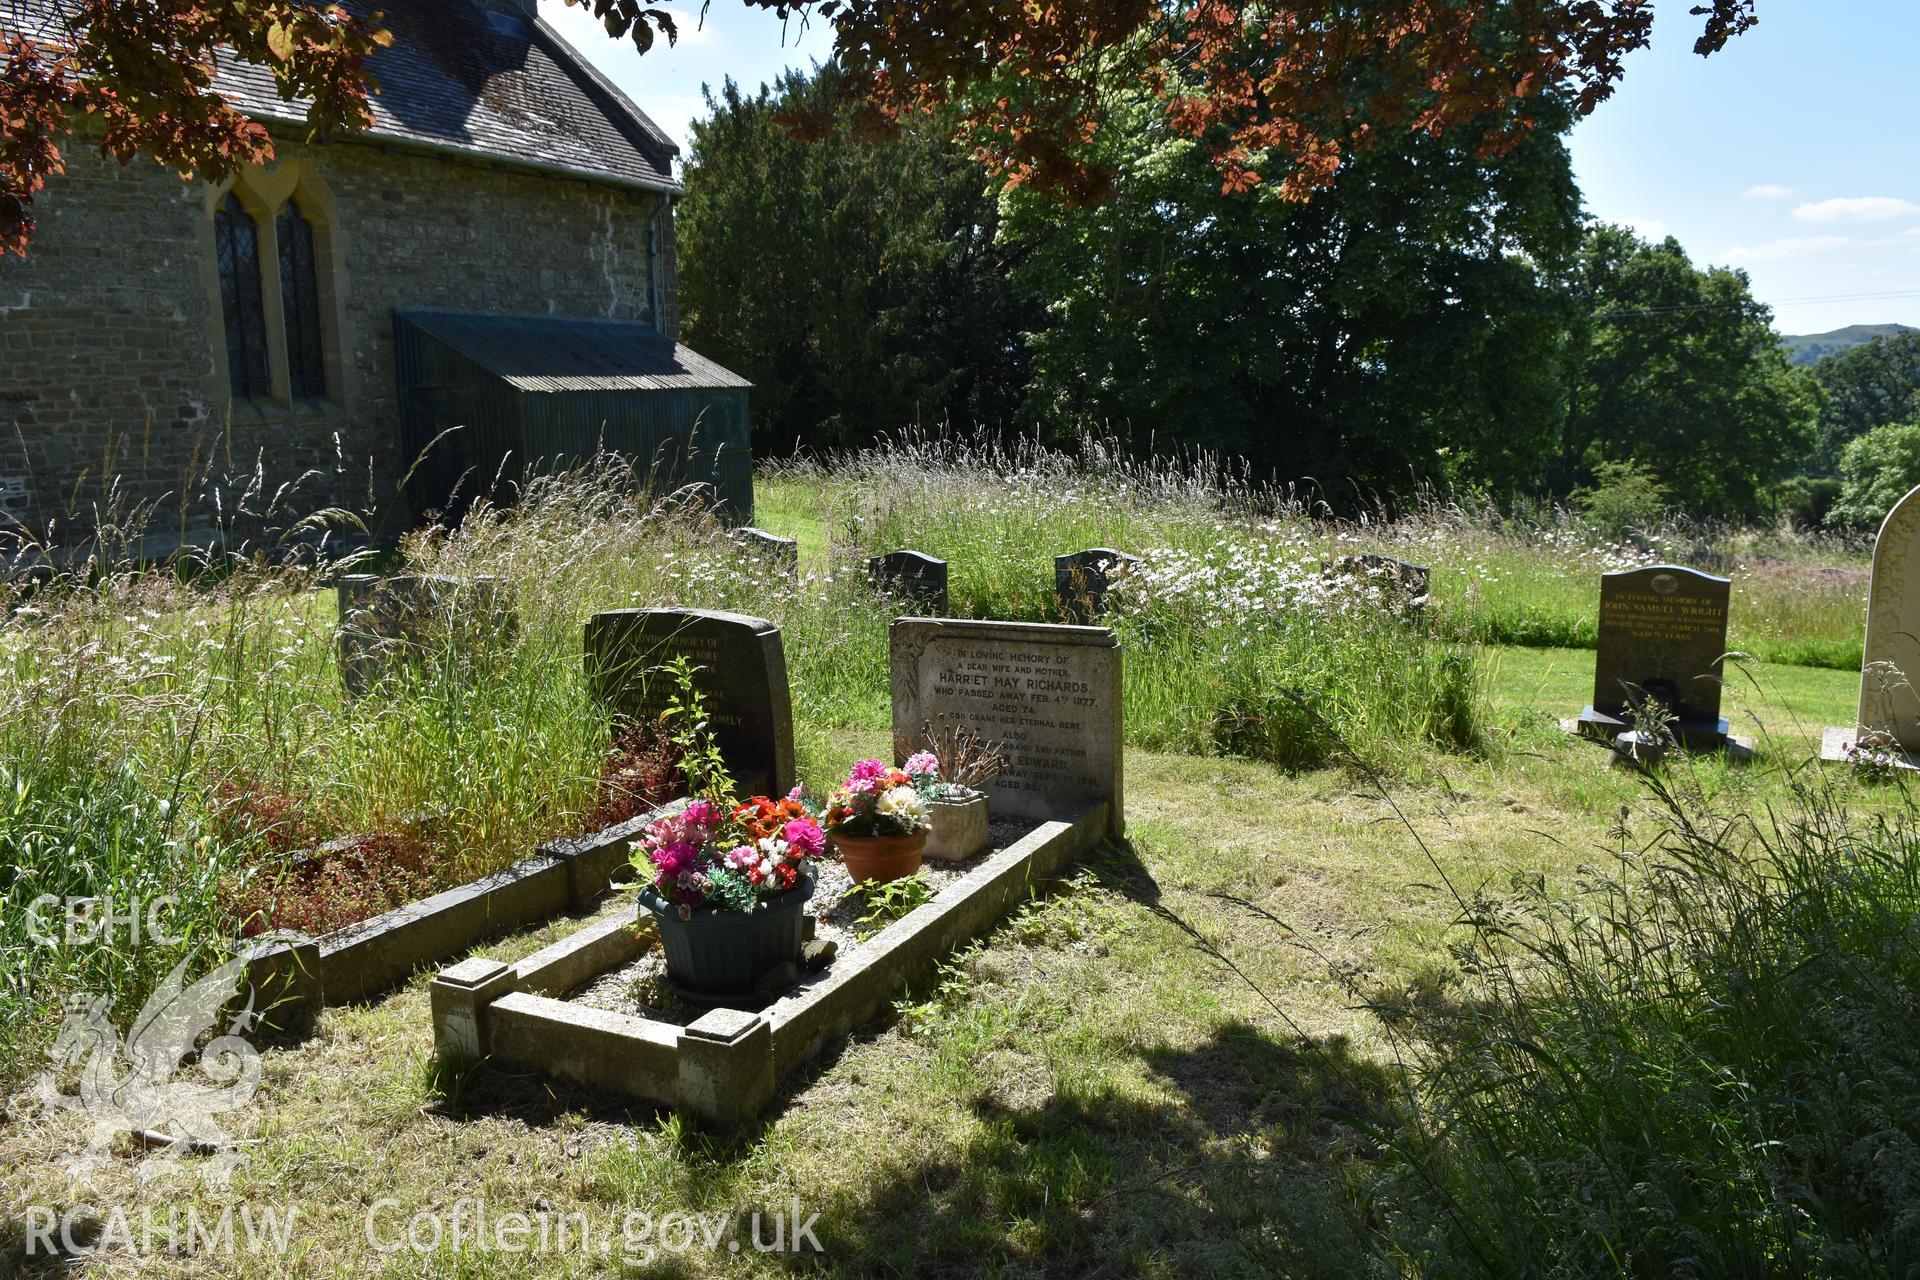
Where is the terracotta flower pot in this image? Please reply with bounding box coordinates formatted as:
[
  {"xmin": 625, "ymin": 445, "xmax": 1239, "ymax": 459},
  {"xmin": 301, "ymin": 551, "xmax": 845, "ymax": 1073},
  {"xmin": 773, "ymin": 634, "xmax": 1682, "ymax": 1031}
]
[{"xmin": 831, "ymin": 830, "xmax": 928, "ymax": 884}]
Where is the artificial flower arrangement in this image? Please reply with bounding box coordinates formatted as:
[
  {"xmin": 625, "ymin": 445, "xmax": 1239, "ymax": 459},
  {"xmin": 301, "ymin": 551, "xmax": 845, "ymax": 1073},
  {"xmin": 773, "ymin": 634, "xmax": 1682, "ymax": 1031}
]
[
  {"xmin": 634, "ymin": 791, "xmax": 827, "ymax": 918},
  {"xmin": 822, "ymin": 758, "xmax": 935, "ymax": 838}
]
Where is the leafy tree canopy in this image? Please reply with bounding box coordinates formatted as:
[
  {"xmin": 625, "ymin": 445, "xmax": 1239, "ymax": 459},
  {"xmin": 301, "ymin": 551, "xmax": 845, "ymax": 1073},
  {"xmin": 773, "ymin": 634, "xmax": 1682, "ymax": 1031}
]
[
  {"xmin": 1559, "ymin": 224, "xmax": 1817, "ymax": 521},
  {"xmin": 1809, "ymin": 331, "xmax": 1920, "ymax": 474},
  {"xmin": 1830, "ymin": 420, "xmax": 1920, "ymax": 531},
  {"xmin": 3, "ymin": 0, "xmax": 1760, "ymax": 256}
]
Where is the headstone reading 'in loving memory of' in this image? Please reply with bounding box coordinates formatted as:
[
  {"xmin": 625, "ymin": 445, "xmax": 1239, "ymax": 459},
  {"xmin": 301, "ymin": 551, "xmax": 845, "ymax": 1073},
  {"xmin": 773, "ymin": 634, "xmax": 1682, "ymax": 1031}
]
[
  {"xmin": 1577, "ymin": 564, "xmax": 1732, "ymax": 748},
  {"xmin": 891, "ymin": 618, "xmax": 1123, "ymax": 834},
  {"xmin": 868, "ymin": 549, "xmax": 949, "ymax": 616},
  {"xmin": 584, "ymin": 608, "xmax": 795, "ymax": 797},
  {"xmin": 336, "ymin": 572, "xmax": 517, "ymax": 696},
  {"xmin": 1055, "ymin": 549, "xmax": 1141, "ymax": 624}
]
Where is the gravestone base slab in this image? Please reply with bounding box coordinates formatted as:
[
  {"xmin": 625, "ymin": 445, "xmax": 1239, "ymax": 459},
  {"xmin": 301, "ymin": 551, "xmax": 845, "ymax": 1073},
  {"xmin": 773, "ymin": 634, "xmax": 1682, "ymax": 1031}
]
[
  {"xmin": 1819, "ymin": 726, "xmax": 1920, "ymax": 771},
  {"xmin": 1563, "ymin": 715, "xmax": 1754, "ymax": 762},
  {"xmin": 1576, "ymin": 706, "xmax": 1730, "ymax": 750}
]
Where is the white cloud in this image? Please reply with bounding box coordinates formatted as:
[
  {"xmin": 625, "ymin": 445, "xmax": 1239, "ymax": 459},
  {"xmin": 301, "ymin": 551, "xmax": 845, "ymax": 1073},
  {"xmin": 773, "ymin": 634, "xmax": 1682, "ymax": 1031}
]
[
  {"xmin": 1792, "ymin": 196, "xmax": 1920, "ymax": 223},
  {"xmin": 1622, "ymin": 217, "xmax": 1669, "ymax": 242},
  {"xmin": 1725, "ymin": 235, "xmax": 1859, "ymax": 264},
  {"xmin": 1743, "ymin": 184, "xmax": 1795, "ymax": 200}
]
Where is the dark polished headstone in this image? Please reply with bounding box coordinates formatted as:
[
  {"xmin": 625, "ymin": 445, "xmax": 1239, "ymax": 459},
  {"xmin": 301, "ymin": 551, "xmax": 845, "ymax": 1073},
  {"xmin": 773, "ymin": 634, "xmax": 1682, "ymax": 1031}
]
[
  {"xmin": 584, "ymin": 608, "xmax": 795, "ymax": 797},
  {"xmin": 1577, "ymin": 564, "xmax": 1731, "ymax": 748},
  {"xmin": 1054, "ymin": 549, "xmax": 1141, "ymax": 623},
  {"xmin": 732, "ymin": 527, "xmax": 799, "ymax": 579},
  {"xmin": 867, "ymin": 549, "xmax": 949, "ymax": 616}
]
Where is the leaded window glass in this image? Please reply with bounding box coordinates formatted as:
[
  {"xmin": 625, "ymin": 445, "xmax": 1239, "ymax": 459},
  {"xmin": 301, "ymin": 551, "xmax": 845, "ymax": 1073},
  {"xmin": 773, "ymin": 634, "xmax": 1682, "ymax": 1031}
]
[
  {"xmin": 214, "ymin": 193, "xmax": 270, "ymax": 398},
  {"xmin": 277, "ymin": 202, "xmax": 327, "ymax": 400}
]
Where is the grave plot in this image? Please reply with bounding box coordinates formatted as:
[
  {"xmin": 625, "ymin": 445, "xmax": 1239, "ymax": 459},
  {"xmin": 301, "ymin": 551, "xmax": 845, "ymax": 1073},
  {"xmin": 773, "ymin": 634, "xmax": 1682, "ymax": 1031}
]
[
  {"xmin": 431, "ymin": 619, "xmax": 1122, "ymax": 1126},
  {"xmin": 236, "ymin": 604, "xmax": 800, "ymax": 1034}
]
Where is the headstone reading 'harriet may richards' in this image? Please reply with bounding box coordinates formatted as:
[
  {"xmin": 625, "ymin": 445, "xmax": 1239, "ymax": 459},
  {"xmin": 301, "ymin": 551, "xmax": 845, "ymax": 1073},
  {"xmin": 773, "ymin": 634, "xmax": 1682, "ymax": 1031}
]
[
  {"xmin": 1577, "ymin": 564, "xmax": 1731, "ymax": 748},
  {"xmin": 585, "ymin": 608, "xmax": 795, "ymax": 797},
  {"xmin": 1055, "ymin": 549, "xmax": 1141, "ymax": 623},
  {"xmin": 336, "ymin": 572, "xmax": 517, "ymax": 696},
  {"xmin": 891, "ymin": 619, "xmax": 1123, "ymax": 834},
  {"xmin": 868, "ymin": 549, "xmax": 949, "ymax": 616}
]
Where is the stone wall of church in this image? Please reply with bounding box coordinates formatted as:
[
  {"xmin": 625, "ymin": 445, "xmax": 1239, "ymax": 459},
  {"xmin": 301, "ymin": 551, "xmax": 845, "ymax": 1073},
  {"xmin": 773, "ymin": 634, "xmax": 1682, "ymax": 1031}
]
[{"xmin": 0, "ymin": 135, "xmax": 676, "ymax": 548}]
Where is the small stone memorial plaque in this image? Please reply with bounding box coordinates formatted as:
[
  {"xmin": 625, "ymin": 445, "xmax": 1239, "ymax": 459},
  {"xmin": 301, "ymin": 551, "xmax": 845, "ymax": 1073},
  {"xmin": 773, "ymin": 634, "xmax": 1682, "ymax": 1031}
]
[
  {"xmin": 1055, "ymin": 549, "xmax": 1140, "ymax": 623},
  {"xmin": 891, "ymin": 619, "xmax": 1122, "ymax": 832},
  {"xmin": 1329, "ymin": 553, "xmax": 1430, "ymax": 614},
  {"xmin": 584, "ymin": 608, "xmax": 795, "ymax": 796},
  {"xmin": 1579, "ymin": 564, "xmax": 1731, "ymax": 747},
  {"xmin": 868, "ymin": 550, "xmax": 949, "ymax": 616},
  {"xmin": 336, "ymin": 573, "xmax": 516, "ymax": 696},
  {"xmin": 732, "ymin": 527, "xmax": 799, "ymax": 578}
]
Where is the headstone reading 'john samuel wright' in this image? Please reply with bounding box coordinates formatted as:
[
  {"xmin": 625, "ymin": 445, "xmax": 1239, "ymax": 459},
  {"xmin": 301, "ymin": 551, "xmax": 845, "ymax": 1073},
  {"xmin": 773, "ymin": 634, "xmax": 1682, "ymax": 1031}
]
[
  {"xmin": 336, "ymin": 573, "xmax": 517, "ymax": 696},
  {"xmin": 732, "ymin": 527, "xmax": 799, "ymax": 579},
  {"xmin": 891, "ymin": 619, "xmax": 1122, "ymax": 833},
  {"xmin": 584, "ymin": 608, "xmax": 795, "ymax": 796},
  {"xmin": 868, "ymin": 549, "xmax": 949, "ymax": 616},
  {"xmin": 1577, "ymin": 564, "xmax": 1731, "ymax": 748},
  {"xmin": 1055, "ymin": 549, "xmax": 1140, "ymax": 623}
]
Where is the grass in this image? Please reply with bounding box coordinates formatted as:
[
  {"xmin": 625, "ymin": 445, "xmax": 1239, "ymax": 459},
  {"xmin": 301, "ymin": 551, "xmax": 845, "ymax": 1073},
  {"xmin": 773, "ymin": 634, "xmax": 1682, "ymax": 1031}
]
[{"xmin": 0, "ymin": 433, "xmax": 1903, "ymax": 1276}]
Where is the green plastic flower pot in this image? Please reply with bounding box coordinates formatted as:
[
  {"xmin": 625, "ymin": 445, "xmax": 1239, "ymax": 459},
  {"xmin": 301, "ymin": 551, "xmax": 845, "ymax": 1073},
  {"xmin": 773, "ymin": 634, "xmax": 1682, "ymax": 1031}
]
[{"xmin": 637, "ymin": 873, "xmax": 815, "ymax": 997}]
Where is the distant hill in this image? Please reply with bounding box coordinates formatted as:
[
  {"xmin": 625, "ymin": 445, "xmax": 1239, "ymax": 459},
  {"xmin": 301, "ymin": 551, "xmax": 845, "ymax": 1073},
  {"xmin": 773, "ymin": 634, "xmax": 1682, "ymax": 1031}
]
[{"xmin": 1781, "ymin": 323, "xmax": 1916, "ymax": 366}]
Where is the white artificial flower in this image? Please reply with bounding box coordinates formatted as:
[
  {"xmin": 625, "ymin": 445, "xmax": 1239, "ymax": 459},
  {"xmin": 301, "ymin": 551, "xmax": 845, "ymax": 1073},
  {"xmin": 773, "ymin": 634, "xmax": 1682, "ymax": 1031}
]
[{"xmin": 874, "ymin": 785, "xmax": 929, "ymax": 831}]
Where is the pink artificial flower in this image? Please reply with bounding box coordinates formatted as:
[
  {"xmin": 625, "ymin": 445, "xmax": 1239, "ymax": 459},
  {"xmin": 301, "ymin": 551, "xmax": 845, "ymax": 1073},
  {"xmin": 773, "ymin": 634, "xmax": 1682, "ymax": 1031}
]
[
  {"xmin": 681, "ymin": 799, "xmax": 719, "ymax": 840},
  {"xmin": 725, "ymin": 845, "xmax": 759, "ymax": 871},
  {"xmin": 651, "ymin": 839, "xmax": 697, "ymax": 875},
  {"xmin": 781, "ymin": 818, "xmax": 825, "ymax": 860},
  {"xmin": 786, "ymin": 784, "xmax": 806, "ymax": 802},
  {"xmin": 903, "ymin": 752, "xmax": 940, "ymax": 778},
  {"xmin": 847, "ymin": 758, "xmax": 888, "ymax": 794}
]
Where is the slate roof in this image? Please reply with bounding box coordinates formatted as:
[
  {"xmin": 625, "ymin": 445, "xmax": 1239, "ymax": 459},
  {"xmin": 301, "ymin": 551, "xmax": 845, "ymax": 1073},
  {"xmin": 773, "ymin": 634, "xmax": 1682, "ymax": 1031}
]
[
  {"xmin": 398, "ymin": 310, "xmax": 751, "ymax": 392},
  {"xmin": 4, "ymin": 0, "xmax": 680, "ymax": 192}
]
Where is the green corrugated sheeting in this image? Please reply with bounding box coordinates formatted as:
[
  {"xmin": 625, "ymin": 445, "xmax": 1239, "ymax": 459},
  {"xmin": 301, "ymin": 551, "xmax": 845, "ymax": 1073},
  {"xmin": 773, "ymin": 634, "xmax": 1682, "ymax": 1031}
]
[{"xmin": 392, "ymin": 309, "xmax": 753, "ymax": 524}]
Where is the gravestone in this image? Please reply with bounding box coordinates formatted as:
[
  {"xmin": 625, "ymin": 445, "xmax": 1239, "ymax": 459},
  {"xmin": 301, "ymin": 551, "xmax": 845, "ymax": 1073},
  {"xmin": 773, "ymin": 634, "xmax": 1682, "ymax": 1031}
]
[
  {"xmin": 335, "ymin": 573, "xmax": 517, "ymax": 696},
  {"xmin": 891, "ymin": 619, "xmax": 1122, "ymax": 833},
  {"xmin": 732, "ymin": 527, "xmax": 799, "ymax": 579},
  {"xmin": 867, "ymin": 550, "xmax": 948, "ymax": 616},
  {"xmin": 1856, "ymin": 483, "xmax": 1920, "ymax": 751},
  {"xmin": 1577, "ymin": 564, "xmax": 1731, "ymax": 748},
  {"xmin": 584, "ymin": 608, "xmax": 794, "ymax": 796},
  {"xmin": 1055, "ymin": 549, "xmax": 1141, "ymax": 623},
  {"xmin": 1328, "ymin": 553, "xmax": 1430, "ymax": 616}
]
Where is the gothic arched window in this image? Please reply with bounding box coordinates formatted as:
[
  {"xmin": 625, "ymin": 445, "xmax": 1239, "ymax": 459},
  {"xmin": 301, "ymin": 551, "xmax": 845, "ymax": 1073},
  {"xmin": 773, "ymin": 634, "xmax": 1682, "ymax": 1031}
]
[
  {"xmin": 214, "ymin": 193, "xmax": 271, "ymax": 398},
  {"xmin": 276, "ymin": 201, "xmax": 327, "ymax": 400}
]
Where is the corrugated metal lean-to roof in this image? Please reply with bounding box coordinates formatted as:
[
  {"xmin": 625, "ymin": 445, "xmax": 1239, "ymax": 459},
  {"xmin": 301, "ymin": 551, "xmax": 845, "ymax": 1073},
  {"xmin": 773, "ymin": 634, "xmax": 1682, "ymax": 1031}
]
[{"xmin": 393, "ymin": 309, "xmax": 753, "ymax": 525}]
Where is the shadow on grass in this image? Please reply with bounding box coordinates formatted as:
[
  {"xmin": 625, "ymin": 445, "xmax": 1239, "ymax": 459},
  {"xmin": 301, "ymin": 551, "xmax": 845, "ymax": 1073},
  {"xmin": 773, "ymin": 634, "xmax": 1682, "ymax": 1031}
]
[{"xmin": 806, "ymin": 1018, "xmax": 1398, "ymax": 1278}]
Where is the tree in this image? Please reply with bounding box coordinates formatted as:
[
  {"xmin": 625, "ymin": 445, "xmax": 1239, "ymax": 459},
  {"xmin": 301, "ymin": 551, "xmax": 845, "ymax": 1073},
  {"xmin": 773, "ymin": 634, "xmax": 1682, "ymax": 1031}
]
[
  {"xmin": 1829, "ymin": 421, "xmax": 1920, "ymax": 531},
  {"xmin": 999, "ymin": 58, "xmax": 1581, "ymax": 501},
  {"xmin": 3, "ymin": 0, "xmax": 1761, "ymax": 257},
  {"xmin": 1810, "ymin": 332, "xmax": 1920, "ymax": 474},
  {"xmin": 1558, "ymin": 225, "xmax": 1817, "ymax": 521},
  {"xmin": 677, "ymin": 66, "xmax": 1036, "ymax": 450}
]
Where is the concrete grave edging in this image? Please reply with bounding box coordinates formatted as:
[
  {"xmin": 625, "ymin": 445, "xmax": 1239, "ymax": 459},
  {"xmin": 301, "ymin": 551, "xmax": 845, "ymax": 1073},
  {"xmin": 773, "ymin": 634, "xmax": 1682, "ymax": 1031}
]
[{"xmin": 433, "ymin": 802, "xmax": 1109, "ymax": 1127}]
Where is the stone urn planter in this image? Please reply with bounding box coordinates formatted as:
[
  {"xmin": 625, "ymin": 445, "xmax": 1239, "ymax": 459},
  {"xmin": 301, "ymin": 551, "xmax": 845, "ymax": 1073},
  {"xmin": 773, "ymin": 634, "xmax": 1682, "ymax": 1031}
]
[
  {"xmin": 637, "ymin": 874, "xmax": 814, "ymax": 997},
  {"xmin": 832, "ymin": 831, "xmax": 928, "ymax": 884},
  {"xmin": 925, "ymin": 787, "xmax": 989, "ymax": 861}
]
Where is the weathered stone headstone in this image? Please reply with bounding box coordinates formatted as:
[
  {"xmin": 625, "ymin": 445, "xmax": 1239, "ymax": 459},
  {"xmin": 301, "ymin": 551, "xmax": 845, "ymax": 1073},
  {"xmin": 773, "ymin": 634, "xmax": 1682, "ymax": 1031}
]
[
  {"xmin": 335, "ymin": 573, "xmax": 517, "ymax": 696},
  {"xmin": 732, "ymin": 527, "xmax": 798, "ymax": 579},
  {"xmin": 891, "ymin": 619, "xmax": 1122, "ymax": 833},
  {"xmin": 1055, "ymin": 549, "xmax": 1141, "ymax": 623},
  {"xmin": 868, "ymin": 549, "xmax": 949, "ymax": 616},
  {"xmin": 1857, "ymin": 484, "xmax": 1920, "ymax": 751},
  {"xmin": 1577, "ymin": 564, "xmax": 1731, "ymax": 747},
  {"xmin": 1329, "ymin": 553, "xmax": 1430, "ymax": 615},
  {"xmin": 584, "ymin": 608, "xmax": 794, "ymax": 796}
]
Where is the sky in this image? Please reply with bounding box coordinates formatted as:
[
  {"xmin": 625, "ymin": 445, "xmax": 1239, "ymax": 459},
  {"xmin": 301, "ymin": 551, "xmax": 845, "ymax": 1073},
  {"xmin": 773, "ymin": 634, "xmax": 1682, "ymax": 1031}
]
[{"xmin": 550, "ymin": 0, "xmax": 1920, "ymax": 337}]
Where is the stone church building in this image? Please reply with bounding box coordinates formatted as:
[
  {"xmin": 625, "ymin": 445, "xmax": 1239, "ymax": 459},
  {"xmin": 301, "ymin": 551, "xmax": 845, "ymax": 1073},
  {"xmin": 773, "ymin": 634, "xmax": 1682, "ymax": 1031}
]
[{"xmin": 1, "ymin": 0, "xmax": 751, "ymax": 549}]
